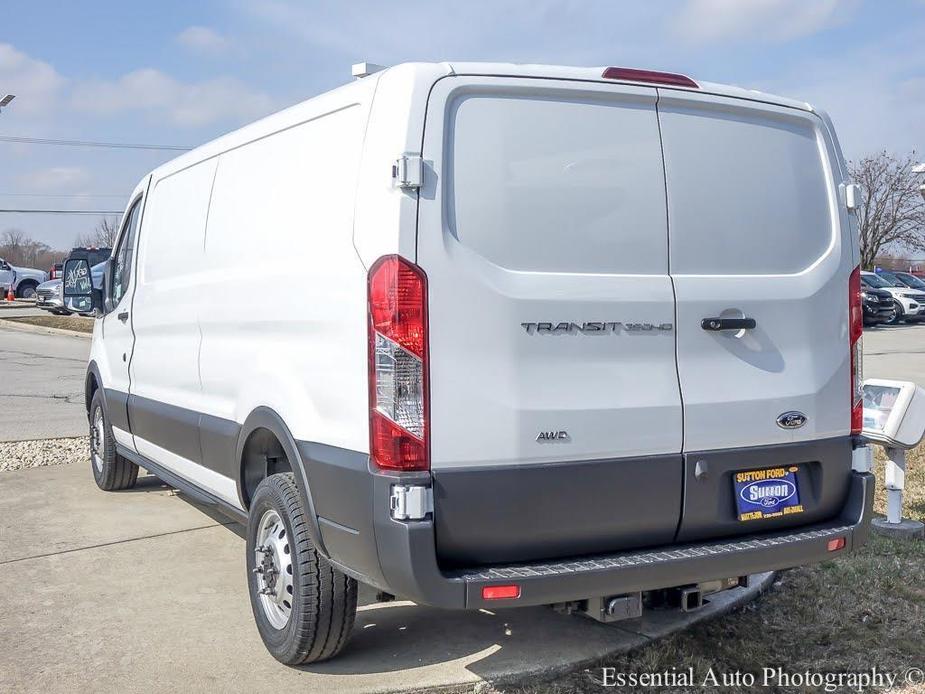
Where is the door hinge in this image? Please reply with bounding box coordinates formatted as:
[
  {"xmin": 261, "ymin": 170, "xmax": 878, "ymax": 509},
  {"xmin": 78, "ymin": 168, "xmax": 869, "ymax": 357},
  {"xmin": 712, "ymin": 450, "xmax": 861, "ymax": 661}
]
[{"xmin": 393, "ymin": 154, "xmax": 423, "ymax": 190}]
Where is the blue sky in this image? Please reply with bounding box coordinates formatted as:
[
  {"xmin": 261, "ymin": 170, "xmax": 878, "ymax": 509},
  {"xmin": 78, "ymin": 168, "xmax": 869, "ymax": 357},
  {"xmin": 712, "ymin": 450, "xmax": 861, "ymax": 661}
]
[{"xmin": 1, "ymin": 0, "xmax": 923, "ymax": 249}]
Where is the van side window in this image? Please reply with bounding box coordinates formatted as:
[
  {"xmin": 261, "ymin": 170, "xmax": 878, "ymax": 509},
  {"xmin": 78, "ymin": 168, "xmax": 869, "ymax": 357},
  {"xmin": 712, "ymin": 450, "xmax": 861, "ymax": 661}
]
[{"xmin": 111, "ymin": 200, "xmax": 141, "ymax": 306}]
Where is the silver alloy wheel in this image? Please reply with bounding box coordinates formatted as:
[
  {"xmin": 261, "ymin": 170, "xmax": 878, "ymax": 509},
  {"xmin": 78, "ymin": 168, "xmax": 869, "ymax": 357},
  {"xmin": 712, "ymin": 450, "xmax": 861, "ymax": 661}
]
[
  {"xmin": 254, "ymin": 508, "xmax": 294, "ymax": 629},
  {"xmin": 90, "ymin": 406, "xmax": 105, "ymax": 473}
]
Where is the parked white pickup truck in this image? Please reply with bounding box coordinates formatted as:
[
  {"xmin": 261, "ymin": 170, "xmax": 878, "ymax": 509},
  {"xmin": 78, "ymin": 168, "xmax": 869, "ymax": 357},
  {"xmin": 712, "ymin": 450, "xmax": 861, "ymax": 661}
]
[{"xmin": 0, "ymin": 258, "xmax": 48, "ymax": 298}]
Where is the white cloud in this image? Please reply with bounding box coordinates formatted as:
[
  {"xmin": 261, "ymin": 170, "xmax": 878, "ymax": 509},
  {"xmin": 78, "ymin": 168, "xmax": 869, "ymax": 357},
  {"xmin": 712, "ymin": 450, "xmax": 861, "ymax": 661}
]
[
  {"xmin": 672, "ymin": 0, "xmax": 853, "ymax": 43},
  {"xmin": 0, "ymin": 43, "xmax": 65, "ymax": 115},
  {"xmin": 72, "ymin": 68, "xmax": 275, "ymax": 127},
  {"xmin": 176, "ymin": 26, "xmax": 231, "ymax": 55},
  {"xmin": 758, "ymin": 24, "xmax": 925, "ymax": 159},
  {"xmin": 17, "ymin": 166, "xmax": 91, "ymax": 192}
]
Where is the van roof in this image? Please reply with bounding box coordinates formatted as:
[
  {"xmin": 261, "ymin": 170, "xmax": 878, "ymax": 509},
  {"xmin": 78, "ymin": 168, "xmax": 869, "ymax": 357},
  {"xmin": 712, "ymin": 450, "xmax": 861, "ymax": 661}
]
[
  {"xmin": 439, "ymin": 62, "xmax": 814, "ymax": 113},
  {"xmin": 147, "ymin": 61, "xmax": 813, "ymax": 184}
]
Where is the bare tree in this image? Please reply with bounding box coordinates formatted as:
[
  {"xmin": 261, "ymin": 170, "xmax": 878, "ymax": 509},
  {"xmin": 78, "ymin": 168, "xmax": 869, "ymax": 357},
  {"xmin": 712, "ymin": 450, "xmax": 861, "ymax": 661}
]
[
  {"xmin": 849, "ymin": 151, "xmax": 925, "ymax": 269},
  {"xmin": 0, "ymin": 229, "xmax": 57, "ymax": 267},
  {"xmin": 74, "ymin": 216, "xmax": 119, "ymax": 248},
  {"xmin": 1, "ymin": 229, "xmax": 26, "ymax": 257}
]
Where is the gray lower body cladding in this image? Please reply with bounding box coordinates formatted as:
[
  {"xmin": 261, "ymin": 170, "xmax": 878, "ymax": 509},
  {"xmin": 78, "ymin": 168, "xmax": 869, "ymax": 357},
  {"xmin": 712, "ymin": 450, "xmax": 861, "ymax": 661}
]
[{"xmin": 98, "ymin": 387, "xmax": 870, "ymax": 610}]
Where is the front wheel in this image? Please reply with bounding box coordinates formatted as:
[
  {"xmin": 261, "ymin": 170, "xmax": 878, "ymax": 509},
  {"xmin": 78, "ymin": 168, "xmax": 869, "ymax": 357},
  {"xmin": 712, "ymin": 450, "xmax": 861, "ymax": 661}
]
[
  {"xmin": 89, "ymin": 390, "xmax": 138, "ymax": 491},
  {"xmin": 887, "ymin": 301, "xmax": 903, "ymax": 325},
  {"xmin": 246, "ymin": 473, "xmax": 357, "ymax": 664}
]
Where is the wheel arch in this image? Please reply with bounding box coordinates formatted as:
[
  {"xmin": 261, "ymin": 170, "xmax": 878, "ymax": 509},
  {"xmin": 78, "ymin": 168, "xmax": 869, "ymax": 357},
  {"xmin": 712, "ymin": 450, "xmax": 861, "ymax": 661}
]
[
  {"xmin": 235, "ymin": 406, "xmax": 329, "ymax": 558},
  {"xmin": 85, "ymin": 361, "xmax": 104, "ymax": 416}
]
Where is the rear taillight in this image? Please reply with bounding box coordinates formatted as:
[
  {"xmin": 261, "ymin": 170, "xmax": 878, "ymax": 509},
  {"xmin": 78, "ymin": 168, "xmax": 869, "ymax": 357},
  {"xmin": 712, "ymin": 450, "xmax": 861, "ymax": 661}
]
[
  {"xmin": 849, "ymin": 266, "xmax": 863, "ymax": 435},
  {"xmin": 368, "ymin": 255, "xmax": 429, "ymax": 471}
]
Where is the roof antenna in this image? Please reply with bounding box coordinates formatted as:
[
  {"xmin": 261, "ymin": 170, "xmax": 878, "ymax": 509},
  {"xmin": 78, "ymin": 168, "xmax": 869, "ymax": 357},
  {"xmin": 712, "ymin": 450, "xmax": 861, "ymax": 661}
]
[{"xmin": 352, "ymin": 63, "xmax": 387, "ymax": 79}]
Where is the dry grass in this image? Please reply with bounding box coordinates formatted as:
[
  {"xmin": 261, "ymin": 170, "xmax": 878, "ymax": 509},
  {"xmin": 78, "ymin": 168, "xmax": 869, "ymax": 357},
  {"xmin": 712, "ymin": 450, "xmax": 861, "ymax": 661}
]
[
  {"xmin": 455, "ymin": 446, "xmax": 925, "ymax": 694},
  {"xmin": 1, "ymin": 314, "xmax": 94, "ymax": 333}
]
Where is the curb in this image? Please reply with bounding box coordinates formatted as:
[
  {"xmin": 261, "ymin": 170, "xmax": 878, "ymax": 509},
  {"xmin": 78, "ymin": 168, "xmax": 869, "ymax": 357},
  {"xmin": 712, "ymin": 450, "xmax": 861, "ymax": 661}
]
[{"xmin": 0, "ymin": 318, "xmax": 92, "ymax": 339}]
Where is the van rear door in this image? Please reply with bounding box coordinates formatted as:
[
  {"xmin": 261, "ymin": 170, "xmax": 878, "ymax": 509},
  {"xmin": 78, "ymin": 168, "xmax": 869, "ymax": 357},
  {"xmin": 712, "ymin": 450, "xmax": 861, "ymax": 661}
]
[
  {"xmin": 417, "ymin": 77, "xmax": 683, "ymax": 565},
  {"xmin": 657, "ymin": 91, "xmax": 855, "ymax": 541}
]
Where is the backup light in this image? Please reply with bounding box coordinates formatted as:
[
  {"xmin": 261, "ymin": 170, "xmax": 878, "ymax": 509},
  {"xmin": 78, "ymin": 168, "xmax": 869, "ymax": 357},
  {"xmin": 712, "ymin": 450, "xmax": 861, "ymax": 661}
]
[{"xmin": 368, "ymin": 255, "xmax": 429, "ymax": 471}]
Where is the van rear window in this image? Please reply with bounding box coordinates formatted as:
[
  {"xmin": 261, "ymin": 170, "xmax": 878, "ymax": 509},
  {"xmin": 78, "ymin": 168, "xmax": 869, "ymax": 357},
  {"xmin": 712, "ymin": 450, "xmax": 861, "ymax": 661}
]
[
  {"xmin": 446, "ymin": 92, "xmax": 668, "ymax": 274},
  {"xmin": 659, "ymin": 101, "xmax": 834, "ymax": 275}
]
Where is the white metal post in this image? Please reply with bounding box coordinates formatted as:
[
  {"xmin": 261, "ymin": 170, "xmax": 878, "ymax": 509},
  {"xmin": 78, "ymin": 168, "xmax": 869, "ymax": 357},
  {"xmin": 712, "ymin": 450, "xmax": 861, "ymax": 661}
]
[{"xmin": 884, "ymin": 447, "xmax": 906, "ymax": 524}]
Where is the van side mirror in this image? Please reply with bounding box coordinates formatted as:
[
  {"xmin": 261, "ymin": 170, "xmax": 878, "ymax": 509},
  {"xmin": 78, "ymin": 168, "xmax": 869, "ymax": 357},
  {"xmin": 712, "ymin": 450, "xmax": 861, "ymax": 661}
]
[{"xmin": 63, "ymin": 258, "xmax": 102, "ymax": 316}]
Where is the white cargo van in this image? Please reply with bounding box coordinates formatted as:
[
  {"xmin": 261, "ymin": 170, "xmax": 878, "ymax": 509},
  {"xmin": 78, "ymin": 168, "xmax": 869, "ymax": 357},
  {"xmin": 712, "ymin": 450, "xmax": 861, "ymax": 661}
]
[{"xmin": 63, "ymin": 62, "xmax": 874, "ymax": 664}]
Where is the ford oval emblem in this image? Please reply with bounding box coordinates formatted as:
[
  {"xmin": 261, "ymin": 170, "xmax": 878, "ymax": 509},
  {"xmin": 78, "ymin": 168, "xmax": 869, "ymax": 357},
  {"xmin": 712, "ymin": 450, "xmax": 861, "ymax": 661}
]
[{"xmin": 776, "ymin": 411, "xmax": 807, "ymax": 429}]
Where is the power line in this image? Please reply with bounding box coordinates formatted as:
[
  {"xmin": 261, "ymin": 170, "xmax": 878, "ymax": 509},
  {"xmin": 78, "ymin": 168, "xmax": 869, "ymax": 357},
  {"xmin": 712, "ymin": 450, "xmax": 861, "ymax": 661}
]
[
  {"xmin": 0, "ymin": 135, "xmax": 190, "ymax": 151},
  {"xmin": 0, "ymin": 192, "xmax": 126, "ymax": 198},
  {"xmin": 0, "ymin": 209, "xmax": 122, "ymax": 215}
]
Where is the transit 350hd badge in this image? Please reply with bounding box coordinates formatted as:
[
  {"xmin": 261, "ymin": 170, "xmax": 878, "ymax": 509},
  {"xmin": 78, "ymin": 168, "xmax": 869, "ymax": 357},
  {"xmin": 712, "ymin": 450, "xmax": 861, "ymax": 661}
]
[{"xmin": 733, "ymin": 466, "xmax": 804, "ymax": 522}]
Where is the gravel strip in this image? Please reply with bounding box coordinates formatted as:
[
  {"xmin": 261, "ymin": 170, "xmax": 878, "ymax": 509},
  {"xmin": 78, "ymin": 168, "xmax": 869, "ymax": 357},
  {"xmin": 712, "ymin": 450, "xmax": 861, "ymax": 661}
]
[{"xmin": 0, "ymin": 436, "xmax": 87, "ymax": 472}]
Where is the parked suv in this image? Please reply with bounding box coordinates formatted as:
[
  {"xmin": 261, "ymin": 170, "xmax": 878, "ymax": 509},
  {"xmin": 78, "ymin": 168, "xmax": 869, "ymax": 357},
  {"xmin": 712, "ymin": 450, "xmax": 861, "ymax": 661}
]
[
  {"xmin": 64, "ymin": 62, "xmax": 874, "ymax": 665},
  {"xmin": 861, "ymin": 286, "xmax": 895, "ymax": 325},
  {"xmin": 889, "ymin": 271, "xmax": 925, "ymax": 291},
  {"xmin": 65, "ymin": 246, "xmax": 111, "ymax": 269},
  {"xmin": 862, "ymin": 271, "xmax": 925, "ymax": 324}
]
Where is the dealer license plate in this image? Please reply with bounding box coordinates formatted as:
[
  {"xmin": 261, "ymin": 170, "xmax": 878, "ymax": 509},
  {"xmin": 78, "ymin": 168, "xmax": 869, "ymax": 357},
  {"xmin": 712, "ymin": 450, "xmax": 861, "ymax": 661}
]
[{"xmin": 733, "ymin": 466, "xmax": 804, "ymax": 522}]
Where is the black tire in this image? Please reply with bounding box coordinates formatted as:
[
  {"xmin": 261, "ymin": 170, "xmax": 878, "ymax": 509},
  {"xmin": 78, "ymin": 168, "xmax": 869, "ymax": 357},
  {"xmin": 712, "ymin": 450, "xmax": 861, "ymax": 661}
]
[
  {"xmin": 16, "ymin": 281, "xmax": 37, "ymax": 299},
  {"xmin": 89, "ymin": 389, "xmax": 138, "ymax": 491},
  {"xmin": 887, "ymin": 301, "xmax": 903, "ymax": 325},
  {"xmin": 246, "ymin": 473, "xmax": 357, "ymax": 664}
]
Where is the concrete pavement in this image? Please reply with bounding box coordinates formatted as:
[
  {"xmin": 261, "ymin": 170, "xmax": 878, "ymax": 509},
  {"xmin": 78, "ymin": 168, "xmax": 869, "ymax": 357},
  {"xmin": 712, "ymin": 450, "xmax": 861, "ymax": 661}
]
[
  {"xmin": 0, "ymin": 324, "xmax": 90, "ymax": 441},
  {"xmin": 0, "ymin": 462, "xmax": 771, "ymax": 693},
  {"xmin": 863, "ymin": 323, "xmax": 925, "ymax": 386}
]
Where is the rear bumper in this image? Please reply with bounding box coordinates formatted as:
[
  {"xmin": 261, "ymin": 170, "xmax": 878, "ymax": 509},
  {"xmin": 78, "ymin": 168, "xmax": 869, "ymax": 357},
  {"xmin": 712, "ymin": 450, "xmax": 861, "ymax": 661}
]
[
  {"xmin": 374, "ymin": 471, "xmax": 872, "ymax": 609},
  {"xmin": 307, "ymin": 438, "xmax": 874, "ymax": 609}
]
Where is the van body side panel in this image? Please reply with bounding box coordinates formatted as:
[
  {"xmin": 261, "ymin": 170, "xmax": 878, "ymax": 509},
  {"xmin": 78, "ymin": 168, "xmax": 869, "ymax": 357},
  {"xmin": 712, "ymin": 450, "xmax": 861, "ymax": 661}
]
[
  {"xmin": 128, "ymin": 160, "xmax": 224, "ymax": 498},
  {"xmin": 198, "ymin": 97, "xmax": 372, "ymax": 459},
  {"xmin": 130, "ymin": 160, "xmax": 214, "ymax": 411},
  {"xmin": 417, "ymin": 76, "xmax": 684, "ymax": 564}
]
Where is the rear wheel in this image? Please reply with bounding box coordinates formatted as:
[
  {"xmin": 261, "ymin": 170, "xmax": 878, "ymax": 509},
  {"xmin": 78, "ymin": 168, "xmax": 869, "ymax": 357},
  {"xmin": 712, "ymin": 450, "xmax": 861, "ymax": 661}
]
[
  {"xmin": 246, "ymin": 472, "xmax": 357, "ymax": 664},
  {"xmin": 89, "ymin": 390, "xmax": 138, "ymax": 491},
  {"xmin": 16, "ymin": 282, "xmax": 37, "ymax": 299}
]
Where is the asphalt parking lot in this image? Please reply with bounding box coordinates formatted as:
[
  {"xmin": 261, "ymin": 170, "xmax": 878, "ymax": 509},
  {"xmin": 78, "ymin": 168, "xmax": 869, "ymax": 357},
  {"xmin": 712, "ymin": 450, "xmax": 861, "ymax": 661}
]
[
  {"xmin": 0, "ymin": 320, "xmax": 921, "ymax": 692},
  {"xmin": 0, "ymin": 321, "xmax": 89, "ymax": 441}
]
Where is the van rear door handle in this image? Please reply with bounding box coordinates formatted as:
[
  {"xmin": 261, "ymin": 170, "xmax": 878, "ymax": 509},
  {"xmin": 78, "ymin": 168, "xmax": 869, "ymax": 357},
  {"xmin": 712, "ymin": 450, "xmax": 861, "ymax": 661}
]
[
  {"xmin": 117, "ymin": 311, "xmax": 129, "ymax": 323},
  {"xmin": 701, "ymin": 317, "xmax": 756, "ymax": 331}
]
